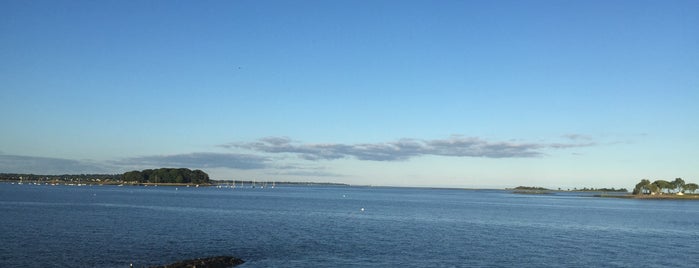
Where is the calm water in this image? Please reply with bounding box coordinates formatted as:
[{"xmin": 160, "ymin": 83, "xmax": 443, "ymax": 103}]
[{"xmin": 1, "ymin": 183, "xmax": 698, "ymax": 267}]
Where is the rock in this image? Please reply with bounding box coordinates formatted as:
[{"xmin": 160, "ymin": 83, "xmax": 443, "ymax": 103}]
[{"xmin": 150, "ymin": 256, "xmax": 244, "ymax": 268}]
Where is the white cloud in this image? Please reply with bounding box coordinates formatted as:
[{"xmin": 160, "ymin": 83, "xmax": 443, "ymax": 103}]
[{"xmin": 222, "ymin": 135, "xmax": 596, "ymax": 161}]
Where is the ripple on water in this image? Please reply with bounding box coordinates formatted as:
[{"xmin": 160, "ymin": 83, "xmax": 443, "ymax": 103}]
[{"xmin": 1, "ymin": 185, "xmax": 698, "ymax": 267}]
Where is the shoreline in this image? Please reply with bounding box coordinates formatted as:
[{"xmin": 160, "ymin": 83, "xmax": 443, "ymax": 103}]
[
  {"xmin": 596, "ymin": 194, "xmax": 699, "ymax": 200},
  {"xmin": 4, "ymin": 180, "xmax": 698, "ymax": 200},
  {"xmin": 0, "ymin": 180, "xmax": 210, "ymax": 187}
]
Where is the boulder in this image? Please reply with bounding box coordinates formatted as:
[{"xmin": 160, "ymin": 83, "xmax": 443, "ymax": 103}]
[{"xmin": 149, "ymin": 256, "xmax": 244, "ymax": 268}]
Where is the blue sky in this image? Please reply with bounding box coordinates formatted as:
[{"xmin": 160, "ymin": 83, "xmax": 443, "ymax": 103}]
[{"xmin": 1, "ymin": 0, "xmax": 697, "ymax": 188}]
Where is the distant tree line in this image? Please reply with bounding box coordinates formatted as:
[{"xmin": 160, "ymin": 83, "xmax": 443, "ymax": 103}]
[
  {"xmin": 514, "ymin": 186, "xmax": 628, "ymax": 192},
  {"xmin": 573, "ymin": 187, "xmax": 628, "ymax": 192},
  {"xmin": 0, "ymin": 173, "xmax": 122, "ymax": 182},
  {"xmin": 633, "ymin": 178, "xmax": 698, "ymax": 195},
  {"xmin": 514, "ymin": 186, "xmax": 549, "ymax": 191},
  {"xmin": 122, "ymin": 168, "xmax": 209, "ymax": 184}
]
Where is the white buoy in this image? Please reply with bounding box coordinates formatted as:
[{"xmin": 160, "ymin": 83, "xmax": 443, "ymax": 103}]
[{"xmin": 360, "ymin": 208, "xmax": 365, "ymax": 212}]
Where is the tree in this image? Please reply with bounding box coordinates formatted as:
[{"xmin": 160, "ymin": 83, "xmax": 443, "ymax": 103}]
[
  {"xmin": 648, "ymin": 183, "xmax": 659, "ymax": 195},
  {"xmin": 633, "ymin": 178, "xmax": 698, "ymax": 196},
  {"xmin": 652, "ymin": 180, "xmax": 673, "ymax": 194},
  {"xmin": 633, "ymin": 179, "xmax": 651, "ymax": 195},
  {"xmin": 672, "ymin": 178, "xmax": 686, "ymax": 193},
  {"xmin": 121, "ymin": 168, "xmax": 210, "ymax": 184},
  {"xmin": 123, "ymin": 171, "xmax": 143, "ymax": 182},
  {"xmin": 684, "ymin": 183, "xmax": 698, "ymax": 194}
]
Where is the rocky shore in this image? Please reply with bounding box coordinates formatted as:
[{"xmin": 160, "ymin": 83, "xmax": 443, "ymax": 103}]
[{"xmin": 149, "ymin": 256, "xmax": 244, "ymax": 268}]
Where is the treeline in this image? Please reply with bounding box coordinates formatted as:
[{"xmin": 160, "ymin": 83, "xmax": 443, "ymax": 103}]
[
  {"xmin": 574, "ymin": 187, "xmax": 628, "ymax": 192},
  {"xmin": 513, "ymin": 186, "xmax": 628, "ymax": 192},
  {"xmin": 514, "ymin": 186, "xmax": 549, "ymax": 191},
  {"xmin": 633, "ymin": 178, "xmax": 698, "ymax": 195},
  {"xmin": 122, "ymin": 168, "xmax": 209, "ymax": 184},
  {"xmin": 0, "ymin": 173, "xmax": 122, "ymax": 182}
]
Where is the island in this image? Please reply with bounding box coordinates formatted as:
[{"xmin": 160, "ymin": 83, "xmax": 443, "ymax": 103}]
[{"xmin": 510, "ymin": 186, "xmax": 552, "ymax": 195}]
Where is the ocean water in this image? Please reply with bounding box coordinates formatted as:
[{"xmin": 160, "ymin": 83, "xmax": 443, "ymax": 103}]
[{"xmin": 1, "ymin": 183, "xmax": 698, "ymax": 267}]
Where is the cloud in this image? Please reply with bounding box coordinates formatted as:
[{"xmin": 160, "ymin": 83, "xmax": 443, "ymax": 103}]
[
  {"xmin": 222, "ymin": 135, "xmax": 596, "ymax": 161},
  {"xmin": 264, "ymin": 163, "xmax": 346, "ymax": 177},
  {"xmin": 562, "ymin": 134, "xmax": 593, "ymax": 141},
  {"xmin": 117, "ymin": 152, "xmax": 269, "ymax": 170},
  {"xmin": 266, "ymin": 170, "xmax": 345, "ymax": 177},
  {"xmin": 1, "ymin": 135, "xmax": 597, "ymax": 176},
  {"xmin": 0, "ymin": 154, "xmax": 111, "ymax": 174}
]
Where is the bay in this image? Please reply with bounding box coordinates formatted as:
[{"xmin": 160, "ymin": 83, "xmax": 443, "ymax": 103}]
[{"xmin": 1, "ymin": 183, "xmax": 698, "ymax": 267}]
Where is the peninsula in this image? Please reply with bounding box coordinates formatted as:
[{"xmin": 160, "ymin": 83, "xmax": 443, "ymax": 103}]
[
  {"xmin": 627, "ymin": 178, "xmax": 699, "ymax": 199},
  {"xmin": 0, "ymin": 168, "xmax": 211, "ymax": 186},
  {"xmin": 508, "ymin": 186, "xmax": 628, "ymax": 195}
]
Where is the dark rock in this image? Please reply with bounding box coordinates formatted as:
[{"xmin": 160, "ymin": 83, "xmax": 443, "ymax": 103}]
[{"xmin": 150, "ymin": 256, "xmax": 244, "ymax": 268}]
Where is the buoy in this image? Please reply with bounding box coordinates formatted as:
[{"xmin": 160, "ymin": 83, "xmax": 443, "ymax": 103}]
[{"xmin": 360, "ymin": 208, "xmax": 365, "ymax": 212}]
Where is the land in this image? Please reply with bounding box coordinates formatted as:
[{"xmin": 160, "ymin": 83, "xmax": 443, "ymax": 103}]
[
  {"xmin": 0, "ymin": 172, "xmax": 348, "ymax": 187},
  {"xmin": 123, "ymin": 168, "xmax": 210, "ymax": 184},
  {"xmin": 597, "ymin": 193, "xmax": 699, "ymax": 200},
  {"xmin": 3, "ymin": 172, "xmax": 696, "ymax": 201},
  {"xmin": 508, "ymin": 186, "xmax": 628, "ymax": 195},
  {"xmin": 0, "ymin": 168, "xmax": 211, "ymax": 186},
  {"xmin": 0, "ymin": 173, "xmax": 124, "ymax": 185},
  {"xmin": 627, "ymin": 178, "xmax": 699, "ymax": 200},
  {"xmin": 509, "ymin": 186, "xmax": 552, "ymax": 195}
]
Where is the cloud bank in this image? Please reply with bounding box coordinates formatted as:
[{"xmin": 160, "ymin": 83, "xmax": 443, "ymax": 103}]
[
  {"xmin": 0, "ymin": 154, "xmax": 111, "ymax": 174},
  {"xmin": 1, "ymin": 135, "xmax": 596, "ymax": 177},
  {"xmin": 222, "ymin": 136, "xmax": 595, "ymax": 161}
]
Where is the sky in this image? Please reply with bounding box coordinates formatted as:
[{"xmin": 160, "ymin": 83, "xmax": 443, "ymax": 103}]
[{"xmin": 1, "ymin": 0, "xmax": 698, "ymax": 189}]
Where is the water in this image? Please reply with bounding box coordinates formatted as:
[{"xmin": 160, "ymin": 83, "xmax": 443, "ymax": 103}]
[{"xmin": 1, "ymin": 183, "xmax": 698, "ymax": 267}]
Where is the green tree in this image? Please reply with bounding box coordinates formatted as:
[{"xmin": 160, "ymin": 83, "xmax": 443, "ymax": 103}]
[
  {"xmin": 121, "ymin": 168, "xmax": 210, "ymax": 184},
  {"xmin": 684, "ymin": 183, "xmax": 698, "ymax": 193},
  {"xmin": 633, "ymin": 179, "xmax": 651, "ymax": 195},
  {"xmin": 672, "ymin": 178, "xmax": 685, "ymax": 193},
  {"xmin": 648, "ymin": 183, "xmax": 659, "ymax": 195},
  {"xmin": 652, "ymin": 180, "xmax": 673, "ymax": 194},
  {"xmin": 123, "ymin": 171, "xmax": 143, "ymax": 182}
]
